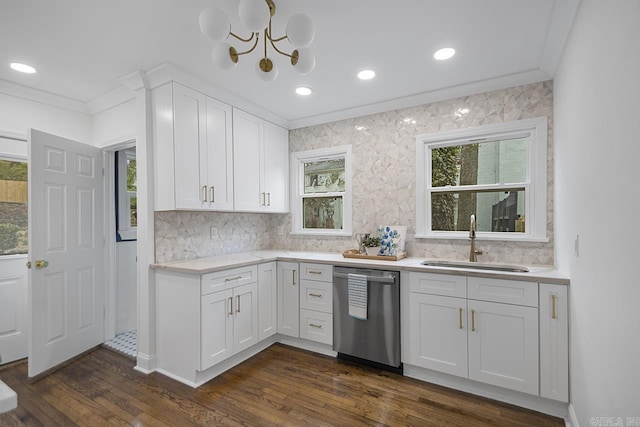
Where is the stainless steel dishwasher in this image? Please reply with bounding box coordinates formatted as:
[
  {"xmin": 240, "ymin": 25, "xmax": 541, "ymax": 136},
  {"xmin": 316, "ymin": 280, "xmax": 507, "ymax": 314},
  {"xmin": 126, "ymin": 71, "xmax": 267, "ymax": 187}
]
[{"xmin": 333, "ymin": 266, "xmax": 401, "ymax": 372}]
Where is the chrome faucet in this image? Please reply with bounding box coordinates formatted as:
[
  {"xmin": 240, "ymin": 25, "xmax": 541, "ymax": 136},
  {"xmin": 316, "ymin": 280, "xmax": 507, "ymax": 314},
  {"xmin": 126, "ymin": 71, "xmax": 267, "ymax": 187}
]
[{"xmin": 469, "ymin": 214, "xmax": 483, "ymax": 262}]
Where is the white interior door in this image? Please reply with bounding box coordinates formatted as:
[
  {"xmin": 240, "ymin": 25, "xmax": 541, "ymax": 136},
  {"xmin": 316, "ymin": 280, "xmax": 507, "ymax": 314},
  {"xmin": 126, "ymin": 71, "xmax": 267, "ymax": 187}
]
[{"xmin": 28, "ymin": 129, "xmax": 104, "ymax": 378}]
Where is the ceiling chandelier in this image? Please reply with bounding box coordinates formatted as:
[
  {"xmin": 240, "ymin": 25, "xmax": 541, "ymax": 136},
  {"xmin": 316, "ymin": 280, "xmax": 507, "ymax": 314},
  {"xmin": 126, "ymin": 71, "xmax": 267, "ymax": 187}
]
[{"xmin": 199, "ymin": 0, "xmax": 315, "ymax": 82}]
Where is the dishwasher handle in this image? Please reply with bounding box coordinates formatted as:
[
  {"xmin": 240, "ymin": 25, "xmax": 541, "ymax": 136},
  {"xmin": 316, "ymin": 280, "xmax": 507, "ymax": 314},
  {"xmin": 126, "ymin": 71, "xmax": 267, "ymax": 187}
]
[{"xmin": 333, "ymin": 272, "xmax": 396, "ymax": 283}]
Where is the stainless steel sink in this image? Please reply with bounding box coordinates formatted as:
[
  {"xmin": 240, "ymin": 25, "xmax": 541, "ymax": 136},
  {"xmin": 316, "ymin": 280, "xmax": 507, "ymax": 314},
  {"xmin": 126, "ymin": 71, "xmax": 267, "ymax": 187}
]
[{"xmin": 421, "ymin": 260, "xmax": 529, "ymax": 273}]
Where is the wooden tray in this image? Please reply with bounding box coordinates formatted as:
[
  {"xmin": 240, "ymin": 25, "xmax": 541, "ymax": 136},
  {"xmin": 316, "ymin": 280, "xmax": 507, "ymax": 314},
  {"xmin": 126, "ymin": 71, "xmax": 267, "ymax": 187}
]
[{"xmin": 342, "ymin": 249, "xmax": 408, "ymax": 261}]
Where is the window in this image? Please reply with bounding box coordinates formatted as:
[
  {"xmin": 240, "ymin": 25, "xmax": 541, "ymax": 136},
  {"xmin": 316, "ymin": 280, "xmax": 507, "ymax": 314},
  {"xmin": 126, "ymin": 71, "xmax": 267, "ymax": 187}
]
[
  {"xmin": 116, "ymin": 147, "xmax": 137, "ymax": 241},
  {"xmin": 416, "ymin": 117, "xmax": 547, "ymax": 241},
  {"xmin": 291, "ymin": 145, "xmax": 352, "ymax": 236},
  {"xmin": 0, "ymin": 158, "xmax": 28, "ymax": 254}
]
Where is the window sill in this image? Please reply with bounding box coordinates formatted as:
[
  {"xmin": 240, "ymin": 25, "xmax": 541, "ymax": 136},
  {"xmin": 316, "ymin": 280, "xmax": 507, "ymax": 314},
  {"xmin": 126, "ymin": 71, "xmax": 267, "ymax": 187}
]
[
  {"xmin": 290, "ymin": 230, "xmax": 352, "ymax": 237},
  {"xmin": 415, "ymin": 233, "xmax": 549, "ymax": 243}
]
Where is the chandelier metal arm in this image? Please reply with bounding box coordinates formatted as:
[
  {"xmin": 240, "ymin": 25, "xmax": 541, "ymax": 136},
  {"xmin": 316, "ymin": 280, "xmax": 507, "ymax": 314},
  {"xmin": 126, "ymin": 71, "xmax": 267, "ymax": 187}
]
[
  {"xmin": 266, "ymin": 21, "xmax": 294, "ymax": 59},
  {"xmin": 230, "ymin": 31, "xmax": 256, "ymax": 43},
  {"xmin": 235, "ymin": 34, "xmax": 260, "ymax": 56}
]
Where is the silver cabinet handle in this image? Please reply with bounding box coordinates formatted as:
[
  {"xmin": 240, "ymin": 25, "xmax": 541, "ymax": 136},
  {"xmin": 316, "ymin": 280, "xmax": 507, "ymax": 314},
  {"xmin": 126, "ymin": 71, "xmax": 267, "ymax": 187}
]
[
  {"xmin": 309, "ymin": 293, "xmax": 322, "ymax": 297},
  {"xmin": 261, "ymin": 192, "xmax": 266, "ymax": 206},
  {"xmin": 292, "ymin": 270, "xmax": 296, "ymax": 286},
  {"xmin": 202, "ymin": 185, "xmax": 207, "ymax": 202},
  {"xmin": 551, "ymin": 294, "xmax": 557, "ymax": 320},
  {"xmin": 225, "ymin": 276, "xmax": 242, "ymax": 282},
  {"xmin": 308, "ymin": 270, "xmax": 322, "ymax": 275},
  {"xmin": 459, "ymin": 308, "xmax": 463, "ymax": 329},
  {"xmin": 209, "ymin": 186, "xmax": 215, "ymax": 203},
  {"xmin": 267, "ymin": 192, "xmax": 271, "ymax": 206},
  {"xmin": 236, "ymin": 295, "xmax": 240, "ymax": 313},
  {"xmin": 228, "ymin": 297, "xmax": 233, "ymax": 315},
  {"xmin": 309, "ymin": 323, "xmax": 322, "ymax": 329}
]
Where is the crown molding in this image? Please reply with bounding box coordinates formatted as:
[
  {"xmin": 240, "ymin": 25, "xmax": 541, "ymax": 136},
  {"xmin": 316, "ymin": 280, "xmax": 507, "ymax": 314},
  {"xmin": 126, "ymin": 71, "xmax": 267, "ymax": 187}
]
[
  {"xmin": 287, "ymin": 68, "xmax": 552, "ymax": 129},
  {"xmin": 144, "ymin": 63, "xmax": 289, "ymax": 128},
  {"xmin": 0, "ymin": 79, "xmax": 89, "ymax": 114},
  {"xmin": 539, "ymin": 0, "xmax": 582, "ymax": 77}
]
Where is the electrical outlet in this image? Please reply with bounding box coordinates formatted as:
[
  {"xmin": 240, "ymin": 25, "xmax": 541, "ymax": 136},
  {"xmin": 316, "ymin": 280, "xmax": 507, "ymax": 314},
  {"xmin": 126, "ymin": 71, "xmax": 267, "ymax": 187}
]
[
  {"xmin": 210, "ymin": 227, "xmax": 218, "ymax": 239},
  {"xmin": 574, "ymin": 234, "xmax": 579, "ymax": 257}
]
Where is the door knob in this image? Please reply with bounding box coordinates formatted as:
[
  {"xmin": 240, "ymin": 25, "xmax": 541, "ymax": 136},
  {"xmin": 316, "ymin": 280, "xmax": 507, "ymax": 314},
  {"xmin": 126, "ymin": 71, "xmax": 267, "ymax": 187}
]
[
  {"xmin": 26, "ymin": 261, "xmax": 31, "ymax": 269},
  {"xmin": 34, "ymin": 260, "xmax": 49, "ymax": 269}
]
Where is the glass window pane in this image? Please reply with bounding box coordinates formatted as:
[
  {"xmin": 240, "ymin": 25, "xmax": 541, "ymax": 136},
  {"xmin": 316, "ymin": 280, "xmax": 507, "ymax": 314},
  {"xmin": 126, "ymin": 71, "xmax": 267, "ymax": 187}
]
[
  {"xmin": 304, "ymin": 158, "xmax": 345, "ymax": 194},
  {"xmin": 431, "ymin": 138, "xmax": 527, "ymax": 187},
  {"xmin": 129, "ymin": 195, "xmax": 137, "ymax": 227},
  {"xmin": 432, "ymin": 189, "xmax": 525, "ymax": 232},
  {"xmin": 303, "ymin": 196, "xmax": 343, "ymax": 230},
  {"xmin": 0, "ymin": 159, "xmax": 28, "ymax": 255}
]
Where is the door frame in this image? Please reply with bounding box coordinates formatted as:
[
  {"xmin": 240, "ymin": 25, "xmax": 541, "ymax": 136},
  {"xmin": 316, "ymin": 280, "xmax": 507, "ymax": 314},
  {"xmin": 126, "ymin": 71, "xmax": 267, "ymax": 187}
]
[{"xmin": 101, "ymin": 137, "xmax": 136, "ymax": 342}]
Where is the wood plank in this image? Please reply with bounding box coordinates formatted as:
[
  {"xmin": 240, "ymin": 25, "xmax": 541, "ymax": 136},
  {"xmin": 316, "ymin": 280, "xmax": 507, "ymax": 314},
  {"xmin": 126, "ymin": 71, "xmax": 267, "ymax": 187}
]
[{"xmin": 0, "ymin": 344, "xmax": 564, "ymax": 426}]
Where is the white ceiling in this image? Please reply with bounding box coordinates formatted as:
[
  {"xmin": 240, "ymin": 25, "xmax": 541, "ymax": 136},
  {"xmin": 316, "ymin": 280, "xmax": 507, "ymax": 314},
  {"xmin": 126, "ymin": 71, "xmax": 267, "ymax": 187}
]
[{"xmin": 0, "ymin": 0, "xmax": 580, "ymax": 128}]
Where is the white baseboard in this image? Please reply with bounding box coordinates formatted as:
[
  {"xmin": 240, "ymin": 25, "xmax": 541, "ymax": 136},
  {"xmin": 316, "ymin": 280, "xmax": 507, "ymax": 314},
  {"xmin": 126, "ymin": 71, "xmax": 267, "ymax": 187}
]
[
  {"xmin": 403, "ymin": 364, "xmax": 569, "ymax": 419},
  {"xmin": 134, "ymin": 352, "xmax": 157, "ymax": 374},
  {"xmin": 567, "ymin": 403, "xmax": 580, "ymax": 427}
]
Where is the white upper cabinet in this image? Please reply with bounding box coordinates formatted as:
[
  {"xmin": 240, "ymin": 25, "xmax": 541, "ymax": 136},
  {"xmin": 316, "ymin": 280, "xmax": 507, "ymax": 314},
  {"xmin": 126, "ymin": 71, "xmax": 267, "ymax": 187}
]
[
  {"xmin": 233, "ymin": 108, "xmax": 289, "ymax": 213},
  {"xmin": 154, "ymin": 82, "xmax": 233, "ymax": 211}
]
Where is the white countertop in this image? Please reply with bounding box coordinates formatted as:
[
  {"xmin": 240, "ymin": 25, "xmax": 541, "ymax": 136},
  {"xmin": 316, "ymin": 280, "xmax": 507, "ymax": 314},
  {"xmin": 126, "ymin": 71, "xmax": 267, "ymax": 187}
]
[{"xmin": 151, "ymin": 250, "xmax": 569, "ymax": 285}]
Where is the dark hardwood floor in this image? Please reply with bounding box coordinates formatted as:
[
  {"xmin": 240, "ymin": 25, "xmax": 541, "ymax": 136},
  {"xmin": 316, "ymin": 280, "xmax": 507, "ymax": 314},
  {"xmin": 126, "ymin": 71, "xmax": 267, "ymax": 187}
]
[{"xmin": 0, "ymin": 344, "xmax": 564, "ymax": 426}]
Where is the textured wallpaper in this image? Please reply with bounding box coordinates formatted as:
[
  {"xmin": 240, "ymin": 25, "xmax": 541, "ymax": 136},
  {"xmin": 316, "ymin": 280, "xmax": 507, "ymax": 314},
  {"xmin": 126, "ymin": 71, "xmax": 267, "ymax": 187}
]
[{"xmin": 155, "ymin": 81, "xmax": 554, "ymax": 266}]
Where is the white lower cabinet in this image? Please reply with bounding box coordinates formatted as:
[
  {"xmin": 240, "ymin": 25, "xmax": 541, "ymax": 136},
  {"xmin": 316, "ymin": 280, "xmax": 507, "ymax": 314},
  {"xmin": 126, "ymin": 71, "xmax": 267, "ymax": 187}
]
[
  {"xmin": 298, "ymin": 263, "xmax": 333, "ymax": 345},
  {"xmin": 406, "ymin": 272, "xmax": 567, "ymax": 401},
  {"xmin": 467, "ymin": 299, "xmax": 539, "ymax": 395},
  {"xmin": 157, "ymin": 265, "xmax": 263, "ymax": 381},
  {"xmin": 539, "ymin": 283, "xmax": 569, "ymax": 402},
  {"xmin": 258, "ymin": 262, "xmax": 277, "ymax": 341},
  {"xmin": 201, "ymin": 282, "xmax": 259, "ymax": 371},
  {"xmin": 277, "ymin": 262, "xmax": 299, "ymax": 337},
  {"xmin": 409, "ymin": 293, "xmax": 468, "ymax": 377}
]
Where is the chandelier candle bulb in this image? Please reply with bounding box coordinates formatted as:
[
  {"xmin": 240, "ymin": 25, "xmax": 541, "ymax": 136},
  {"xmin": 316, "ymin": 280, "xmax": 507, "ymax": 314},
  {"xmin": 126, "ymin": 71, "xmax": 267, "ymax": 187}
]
[
  {"xmin": 199, "ymin": 8, "xmax": 230, "ymax": 42},
  {"xmin": 238, "ymin": 0, "xmax": 271, "ymax": 32}
]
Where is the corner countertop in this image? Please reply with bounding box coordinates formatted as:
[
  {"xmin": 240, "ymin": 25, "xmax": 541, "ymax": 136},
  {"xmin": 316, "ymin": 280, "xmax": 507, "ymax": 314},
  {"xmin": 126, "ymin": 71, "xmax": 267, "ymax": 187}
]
[{"xmin": 151, "ymin": 250, "xmax": 570, "ymax": 285}]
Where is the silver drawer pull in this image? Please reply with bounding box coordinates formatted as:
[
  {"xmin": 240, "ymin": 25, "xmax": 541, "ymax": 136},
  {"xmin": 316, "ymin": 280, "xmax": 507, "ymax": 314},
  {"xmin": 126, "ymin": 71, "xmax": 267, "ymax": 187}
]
[
  {"xmin": 309, "ymin": 293, "xmax": 322, "ymax": 297},
  {"xmin": 225, "ymin": 276, "xmax": 243, "ymax": 282},
  {"xmin": 309, "ymin": 323, "xmax": 322, "ymax": 329},
  {"xmin": 308, "ymin": 270, "xmax": 322, "ymax": 275}
]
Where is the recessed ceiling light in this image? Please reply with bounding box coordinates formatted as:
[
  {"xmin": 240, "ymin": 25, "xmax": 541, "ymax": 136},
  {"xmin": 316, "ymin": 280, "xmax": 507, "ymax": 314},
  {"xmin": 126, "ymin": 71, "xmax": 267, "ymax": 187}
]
[
  {"xmin": 357, "ymin": 69, "xmax": 375, "ymax": 80},
  {"xmin": 10, "ymin": 62, "xmax": 37, "ymax": 74},
  {"xmin": 433, "ymin": 48, "xmax": 456, "ymax": 61},
  {"xmin": 295, "ymin": 86, "xmax": 312, "ymax": 96}
]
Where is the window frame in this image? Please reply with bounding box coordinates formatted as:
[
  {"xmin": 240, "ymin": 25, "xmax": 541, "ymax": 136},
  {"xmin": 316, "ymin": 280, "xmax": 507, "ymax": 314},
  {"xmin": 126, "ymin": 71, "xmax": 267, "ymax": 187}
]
[
  {"xmin": 416, "ymin": 117, "xmax": 548, "ymax": 242},
  {"xmin": 290, "ymin": 145, "xmax": 352, "ymax": 236},
  {"xmin": 115, "ymin": 148, "xmax": 137, "ymax": 241},
  {"xmin": 0, "ymin": 151, "xmax": 28, "ymax": 256}
]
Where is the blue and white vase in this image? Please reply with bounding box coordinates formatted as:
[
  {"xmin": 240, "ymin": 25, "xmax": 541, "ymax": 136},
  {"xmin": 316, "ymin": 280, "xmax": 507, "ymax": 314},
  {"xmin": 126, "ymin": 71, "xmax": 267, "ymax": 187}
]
[{"xmin": 377, "ymin": 225, "xmax": 407, "ymax": 256}]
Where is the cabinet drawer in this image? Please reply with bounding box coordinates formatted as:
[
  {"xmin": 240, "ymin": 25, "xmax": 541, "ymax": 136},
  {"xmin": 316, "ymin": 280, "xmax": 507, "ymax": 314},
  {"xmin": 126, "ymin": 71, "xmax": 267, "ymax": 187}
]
[
  {"xmin": 409, "ymin": 272, "xmax": 467, "ymax": 298},
  {"xmin": 468, "ymin": 277, "xmax": 538, "ymax": 307},
  {"xmin": 299, "ymin": 263, "xmax": 333, "ymax": 283},
  {"xmin": 299, "ymin": 309, "xmax": 333, "ymax": 345},
  {"xmin": 300, "ymin": 280, "xmax": 332, "ymax": 314},
  {"xmin": 201, "ymin": 265, "xmax": 258, "ymax": 296}
]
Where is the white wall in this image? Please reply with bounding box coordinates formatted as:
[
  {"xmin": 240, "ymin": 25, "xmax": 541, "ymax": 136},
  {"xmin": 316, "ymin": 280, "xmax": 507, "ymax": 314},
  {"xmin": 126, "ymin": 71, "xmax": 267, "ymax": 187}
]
[
  {"xmin": 0, "ymin": 93, "xmax": 91, "ymax": 142},
  {"xmin": 92, "ymin": 99, "xmax": 136, "ymax": 147},
  {"xmin": 554, "ymin": 1, "xmax": 640, "ymax": 424},
  {"xmin": 115, "ymin": 240, "xmax": 137, "ymax": 334}
]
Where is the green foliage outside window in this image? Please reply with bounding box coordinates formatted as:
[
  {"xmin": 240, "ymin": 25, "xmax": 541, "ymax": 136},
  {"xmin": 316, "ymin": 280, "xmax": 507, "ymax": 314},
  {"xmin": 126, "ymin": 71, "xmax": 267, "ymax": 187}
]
[{"xmin": 431, "ymin": 146, "xmax": 460, "ymax": 230}]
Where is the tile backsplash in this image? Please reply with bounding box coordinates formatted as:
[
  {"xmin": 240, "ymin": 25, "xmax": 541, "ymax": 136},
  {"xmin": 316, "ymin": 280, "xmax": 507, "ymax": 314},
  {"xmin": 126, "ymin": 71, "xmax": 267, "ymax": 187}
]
[{"xmin": 155, "ymin": 81, "xmax": 554, "ymax": 266}]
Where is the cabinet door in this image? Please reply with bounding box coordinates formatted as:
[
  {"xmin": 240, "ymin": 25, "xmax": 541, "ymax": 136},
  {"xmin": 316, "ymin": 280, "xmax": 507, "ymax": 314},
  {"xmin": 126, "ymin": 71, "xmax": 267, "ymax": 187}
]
[
  {"xmin": 233, "ymin": 282, "xmax": 258, "ymax": 354},
  {"xmin": 263, "ymin": 121, "xmax": 289, "ymax": 212},
  {"xmin": 173, "ymin": 83, "xmax": 207, "ymax": 210},
  {"xmin": 201, "ymin": 289, "xmax": 234, "ymax": 370},
  {"xmin": 204, "ymin": 97, "xmax": 234, "ymax": 210},
  {"xmin": 539, "ymin": 283, "xmax": 569, "ymax": 402},
  {"xmin": 468, "ymin": 300, "xmax": 539, "ymax": 395},
  {"xmin": 258, "ymin": 262, "xmax": 277, "ymax": 341},
  {"xmin": 233, "ymin": 109, "xmax": 263, "ymax": 211},
  {"xmin": 409, "ymin": 293, "xmax": 468, "ymax": 378},
  {"xmin": 277, "ymin": 262, "xmax": 299, "ymax": 337}
]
